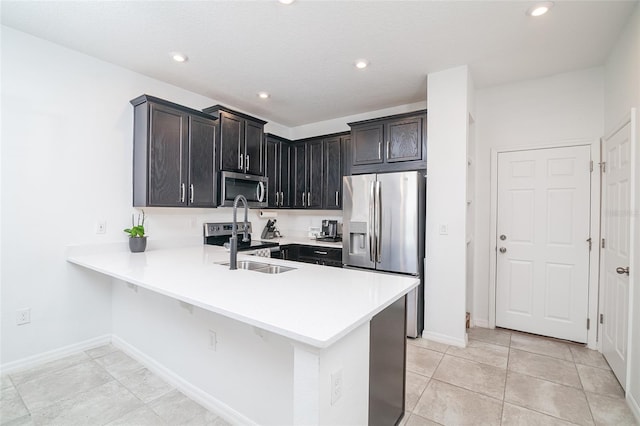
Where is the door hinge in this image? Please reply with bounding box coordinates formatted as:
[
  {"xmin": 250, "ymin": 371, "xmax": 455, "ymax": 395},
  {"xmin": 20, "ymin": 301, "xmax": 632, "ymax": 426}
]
[
  {"xmin": 587, "ymin": 318, "xmax": 590, "ymax": 330},
  {"xmin": 602, "ymin": 238, "xmax": 606, "ymax": 248},
  {"xmin": 587, "ymin": 237, "xmax": 592, "ymax": 251},
  {"xmin": 590, "ymin": 161, "xmax": 594, "ymax": 172},
  {"xmin": 599, "ymin": 161, "xmax": 606, "ymax": 173},
  {"xmin": 600, "ymin": 313, "xmax": 604, "ymax": 324}
]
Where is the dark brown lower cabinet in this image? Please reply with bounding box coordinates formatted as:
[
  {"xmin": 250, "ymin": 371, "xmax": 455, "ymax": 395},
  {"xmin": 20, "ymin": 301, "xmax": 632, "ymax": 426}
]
[{"xmin": 369, "ymin": 296, "xmax": 407, "ymax": 426}]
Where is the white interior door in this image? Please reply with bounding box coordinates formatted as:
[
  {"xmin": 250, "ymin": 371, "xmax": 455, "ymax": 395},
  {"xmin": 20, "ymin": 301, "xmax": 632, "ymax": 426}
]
[
  {"xmin": 601, "ymin": 122, "xmax": 632, "ymax": 389},
  {"xmin": 496, "ymin": 146, "xmax": 591, "ymax": 342}
]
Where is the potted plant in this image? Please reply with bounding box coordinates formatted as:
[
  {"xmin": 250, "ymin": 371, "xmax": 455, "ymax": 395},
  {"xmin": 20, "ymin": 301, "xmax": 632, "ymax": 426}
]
[{"xmin": 124, "ymin": 210, "xmax": 147, "ymax": 253}]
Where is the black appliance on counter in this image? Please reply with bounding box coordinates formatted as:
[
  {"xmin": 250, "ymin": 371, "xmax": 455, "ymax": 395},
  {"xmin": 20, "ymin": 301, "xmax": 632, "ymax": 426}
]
[
  {"xmin": 204, "ymin": 222, "xmax": 279, "ymax": 253},
  {"xmin": 316, "ymin": 219, "xmax": 341, "ymax": 242}
]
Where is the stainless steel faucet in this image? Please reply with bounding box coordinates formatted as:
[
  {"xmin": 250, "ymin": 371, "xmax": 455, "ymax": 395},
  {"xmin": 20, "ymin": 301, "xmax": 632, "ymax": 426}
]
[{"xmin": 229, "ymin": 194, "xmax": 250, "ymax": 270}]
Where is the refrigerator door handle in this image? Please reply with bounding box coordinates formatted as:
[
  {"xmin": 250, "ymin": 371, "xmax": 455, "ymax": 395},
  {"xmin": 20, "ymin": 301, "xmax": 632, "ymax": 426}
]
[
  {"xmin": 376, "ymin": 180, "xmax": 382, "ymax": 263},
  {"xmin": 369, "ymin": 181, "xmax": 376, "ymax": 262}
]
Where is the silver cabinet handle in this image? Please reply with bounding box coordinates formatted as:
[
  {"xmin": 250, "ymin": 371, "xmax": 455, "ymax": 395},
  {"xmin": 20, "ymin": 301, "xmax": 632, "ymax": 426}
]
[
  {"xmin": 189, "ymin": 184, "xmax": 194, "ymax": 203},
  {"xmin": 180, "ymin": 183, "xmax": 185, "ymax": 203},
  {"xmin": 335, "ymin": 191, "xmax": 339, "ymax": 206},
  {"xmin": 239, "ymin": 154, "xmax": 243, "ymax": 170},
  {"xmin": 275, "ymin": 191, "xmax": 279, "ymax": 206},
  {"xmin": 616, "ymin": 266, "xmax": 630, "ymax": 275},
  {"xmin": 280, "ymin": 191, "xmax": 284, "ymax": 207},
  {"xmin": 386, "ymin": 140, "xmax": 390, "ymax": 159},
  {"xmin": 308, "ymin": 192, "xmax": 311, "ymax": 207},
  {"xmin": 302, "ymin": 192, "xmax": 306, "ymax": 207},
  {"xmin": 499, "ymin": 247, "xmax": 507, "ymax": 253},
  {"xmin": 314, "ymin": 250, "xmax": 328, "ymax": 255},
  {"xmin": 246, "ymin": 154, "xmax": 250, "ymax": 172},
  {"xmin": 378, "ymin": 142, "xmax": 381, "ymax": 159}
]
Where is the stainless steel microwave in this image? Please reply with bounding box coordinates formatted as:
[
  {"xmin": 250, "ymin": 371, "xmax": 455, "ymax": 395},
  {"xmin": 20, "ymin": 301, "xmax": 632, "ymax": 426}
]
[{"xmin": 219, "ymin": 171, "xmax": 268, "ymax": 208}]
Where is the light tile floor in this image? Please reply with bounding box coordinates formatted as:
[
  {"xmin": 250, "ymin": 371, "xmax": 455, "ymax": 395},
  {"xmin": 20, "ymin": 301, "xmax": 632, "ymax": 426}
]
[
  {"xmin": 1, "ymin": 329, "xmax": 638, "ymax": 425},
  {"xmin": 402, "ymin": 327, "xmax": 639, "ymax": 426},
  {"xmin": 0, "ymin": 344, "xmax": 231, "ymax": 425}
]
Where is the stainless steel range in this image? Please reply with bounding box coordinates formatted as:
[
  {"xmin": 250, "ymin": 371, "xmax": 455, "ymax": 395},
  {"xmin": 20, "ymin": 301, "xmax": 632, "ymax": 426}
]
[{"xmin": 203, "ymin": 222, "xmax": 279, "ymax": 253}]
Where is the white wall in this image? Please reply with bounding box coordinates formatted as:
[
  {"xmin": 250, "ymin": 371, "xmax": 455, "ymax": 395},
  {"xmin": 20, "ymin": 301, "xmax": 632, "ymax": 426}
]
[
  {"xmin": 604, "ymin": 3, "xmax": 640, "ymax": 418},
  {"xmin": 0, "ymin": 26, "xmax": 299, "ymax": 365},
  {"xmin": 473, "ymin": 68, "xmax": 604, "ymax": 340},
  {"xmin": 423, "ymin": 66, "xmax": 470, "ymax": 346}
]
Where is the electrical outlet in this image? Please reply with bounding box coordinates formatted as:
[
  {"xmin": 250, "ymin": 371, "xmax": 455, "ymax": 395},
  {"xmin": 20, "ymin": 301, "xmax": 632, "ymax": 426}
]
[
  {"xmin": 331, "ymin": 369, "xmax": 343, "ymax": 405},
  {"xmin": 16, "ymin": 308, "xmax": 31, "ymax": 325},
  {"xmin": 96, "ymin": 221, "xmax": 107, "ymax": 234}
]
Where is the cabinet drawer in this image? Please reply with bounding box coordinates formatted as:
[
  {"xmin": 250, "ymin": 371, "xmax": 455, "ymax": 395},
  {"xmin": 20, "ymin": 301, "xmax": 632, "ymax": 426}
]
[{"xmin": 281, "ymin": 244, "xmax": 343, "ymax": 267}]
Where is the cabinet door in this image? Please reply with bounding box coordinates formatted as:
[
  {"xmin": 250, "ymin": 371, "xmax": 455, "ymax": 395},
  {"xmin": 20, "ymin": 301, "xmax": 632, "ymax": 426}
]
[
  {"xmin": 306, "ymin": 139, "xmax": 323, "ymax": 209},
  {"xmin": 219, "ymin": 111, "xmax": 243, "ymax": 172},
  {"xmin": 385, "ymin": 116, "xmax": 422, "ymax": 163},
  {"xmin": 280, "ymin": 143, "xmax": 291, "ymax": 208},
  {"xmin": 352, "ymin": 123, "xmax": 384, "ymax": 166},
  {"xmin": 245, "ymin": 120, "xmax": 264, "ymax": 174},
  {"xmin": 188, "ymin": 115, "xmax": 217, "ymax": 207},
  {"xmin": 264, "ymin": 137, "xmax": 280, "ymax": 208},
  {"xmin": 292, "ymin": 143, "xmax": 307, "ymax": 208},
  {"xmin": 341, "ymin": 135, "xmax": 351, "ymax": 176},
  {"xmin": 323, "ymin": 137, "xmax": 342, "ymax": 209},
  {"xmin": 148, "ymin": 104, "xmax": 188, "ymax": 206}
]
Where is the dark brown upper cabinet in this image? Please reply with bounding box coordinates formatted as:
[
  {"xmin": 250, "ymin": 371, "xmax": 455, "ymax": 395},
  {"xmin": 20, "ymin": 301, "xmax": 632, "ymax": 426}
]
[
  {"xmin": 131, "ymin": 95, "xmax": 218, "ymax": 208},
  {"xmin": 202, "ymin": 105, "xmax": 266, "ymax": 175},
  {"xmin": 264, "ymin": 133, "xmax": 292, "ymax": 209},
  {"xmin": 348, "ymin": 110, "xmax": 427, "ymax": 174},
  {"xmin": 323, "ymin": 134, "xmax": 350, "ymax": 210},
  {"xmin": 292, "ymin": 138, "xmax": 323, "ymax": 209}
]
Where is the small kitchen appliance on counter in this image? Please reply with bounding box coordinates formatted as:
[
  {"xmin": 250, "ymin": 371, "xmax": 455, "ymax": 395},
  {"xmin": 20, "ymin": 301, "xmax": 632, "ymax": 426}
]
[
  {"xmin": 316, "ymin": 219, "xmax": 341, "ymax": 242},
  {"xmin": 204, "ymin": 222, "xmax": 279, "ymax": 254},
  {"xmin": 260, "ymin": 219, "xmax": 281, "ymax": 240}
]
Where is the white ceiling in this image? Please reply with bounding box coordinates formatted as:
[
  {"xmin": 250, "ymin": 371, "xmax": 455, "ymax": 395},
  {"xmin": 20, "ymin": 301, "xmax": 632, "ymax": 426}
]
[{"xmin": 1, "ymin": 1, "xmax": 637, "ymax": 127}]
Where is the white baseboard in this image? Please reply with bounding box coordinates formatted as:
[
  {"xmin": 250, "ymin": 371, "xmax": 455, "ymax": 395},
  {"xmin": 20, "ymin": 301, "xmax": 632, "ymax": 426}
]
[
  {"xmin": 422, "ymin": 330, "xmax": 467, "ymax": 348},
  {"xmin": 0, "ymin": 334, "xmax": 111, "ymax": 374},
  {"xmin": 111, "ymin": 336, "xmax": 257, "ymax": 426},
  {"xmin": 473, "ymin": 319, "xmax": 490, "ymax": 328},
  {"xmin": 628, "ymin": 392, "xmax": 640, "ymax": 424}
]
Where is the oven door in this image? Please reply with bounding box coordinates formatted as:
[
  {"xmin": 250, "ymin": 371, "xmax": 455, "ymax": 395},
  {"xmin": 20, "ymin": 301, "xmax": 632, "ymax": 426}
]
[{"xmin": 219, "ymin": 171, "xmax": 268, "ymax": 208}]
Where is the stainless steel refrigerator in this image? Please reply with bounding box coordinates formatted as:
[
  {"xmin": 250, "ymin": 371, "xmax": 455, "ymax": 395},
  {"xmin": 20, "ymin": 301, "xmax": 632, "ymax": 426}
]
[{"xmin": 342, "ymin": 170, "xmax": 425, "ymax": 338}]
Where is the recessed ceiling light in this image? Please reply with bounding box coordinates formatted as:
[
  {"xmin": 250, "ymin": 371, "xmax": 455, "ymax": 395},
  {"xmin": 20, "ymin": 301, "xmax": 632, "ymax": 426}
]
[
  {"xmin": 171, "ymin": 52, "xmax": 188, "ymax": 63},
  {"xmin": 278, "ymin": 0, "xmax": 295, "ymax": 4},
  {"xmin": 258, "ymin": 92, "xmax": 270, "ymax": 99},
  {"xmin": 527, "ymin": 2, "xmax": 553, "ymax": 17},
  {"xmin": 355, "ymin": 60, "xmax": 369, "ymax": 69}
]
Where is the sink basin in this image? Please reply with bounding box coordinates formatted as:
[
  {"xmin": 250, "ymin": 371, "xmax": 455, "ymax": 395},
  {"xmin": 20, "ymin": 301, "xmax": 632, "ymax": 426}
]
[
  {"xmin": 217, "ymin": 260, "xmax": 296, "ymax": 274},
  {"xmin": 261, "ymin": 264, "xmax": 296, "ymax": 274}
]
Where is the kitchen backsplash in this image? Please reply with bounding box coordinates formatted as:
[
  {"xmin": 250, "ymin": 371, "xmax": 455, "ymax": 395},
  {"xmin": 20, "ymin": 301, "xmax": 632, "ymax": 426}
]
[{"xmin": 135, "ymin": 208, "xmax": 342, "ymax": 242}]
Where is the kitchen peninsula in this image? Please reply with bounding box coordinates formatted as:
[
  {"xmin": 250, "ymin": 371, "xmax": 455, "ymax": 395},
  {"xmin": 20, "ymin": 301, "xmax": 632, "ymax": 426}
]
[{"xmin": 67, "ymin": 244, "xmax": 418, "ymax": 425}]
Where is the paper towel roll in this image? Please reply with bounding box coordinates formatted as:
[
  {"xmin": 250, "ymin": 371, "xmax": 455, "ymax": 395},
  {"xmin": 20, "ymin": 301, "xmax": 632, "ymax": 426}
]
[{"xmin": 259, "ymin": 210, "xmax": 278, "ymax": 218}]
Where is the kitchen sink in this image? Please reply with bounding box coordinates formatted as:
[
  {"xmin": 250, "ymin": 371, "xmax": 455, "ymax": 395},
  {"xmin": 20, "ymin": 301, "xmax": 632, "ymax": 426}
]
[{"xmin": 217, "ymin": 260, "xmax": 296, "ymax": 274}]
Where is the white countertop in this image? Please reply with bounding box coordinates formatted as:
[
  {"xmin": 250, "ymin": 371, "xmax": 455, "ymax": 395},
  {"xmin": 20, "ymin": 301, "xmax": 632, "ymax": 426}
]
[{"xmin": 67, "ymin": 245, "xmax": 417, "ymax": 348}]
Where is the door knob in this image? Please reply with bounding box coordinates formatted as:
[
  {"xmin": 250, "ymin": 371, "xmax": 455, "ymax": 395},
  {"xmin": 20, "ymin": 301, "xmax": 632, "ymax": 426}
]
[
  {"xmin": 499, "ymin": 247, "xmax": 507, "ymax": 253},
  {"xmin": 616, "ymin": 266, "xmax": 630, "ymax": 275}
]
